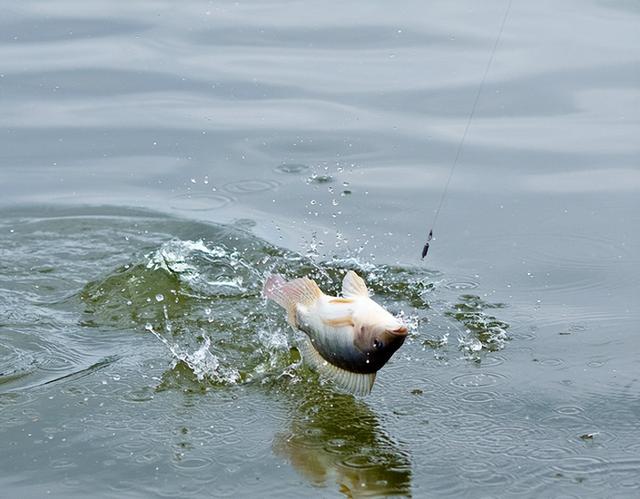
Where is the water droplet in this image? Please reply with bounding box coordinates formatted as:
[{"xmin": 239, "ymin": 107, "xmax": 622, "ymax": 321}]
[
  {"xmin": 155, "ymin": 294, "xmax": 164, "ymax": 302},
  {"xmin": 307, "ymin": 174, "xmax": 333, "ymax": 184}
]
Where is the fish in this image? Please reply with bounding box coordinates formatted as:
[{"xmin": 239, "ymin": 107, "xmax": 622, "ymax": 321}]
[{"xmin": 263, "ymin": 270, "xmax": 408, "ymax": 395}]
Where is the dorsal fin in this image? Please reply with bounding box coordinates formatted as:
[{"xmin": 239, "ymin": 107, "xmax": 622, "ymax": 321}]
[{"xmin": 342, "ymin": 270, "xmax": 369, "ymax": 298}]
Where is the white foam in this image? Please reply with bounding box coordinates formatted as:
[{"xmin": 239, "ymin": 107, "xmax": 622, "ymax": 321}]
[{"xmin": 146, "ymin": 239, "xmax": 249, "ymax": 293}]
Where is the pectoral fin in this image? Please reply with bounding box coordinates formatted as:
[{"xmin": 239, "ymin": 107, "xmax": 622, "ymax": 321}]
[{"xmin": 298, "ymin": 337, "xmax": 376, "ymax": 396}]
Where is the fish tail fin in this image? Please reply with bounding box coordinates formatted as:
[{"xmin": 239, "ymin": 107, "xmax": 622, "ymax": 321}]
[
  {"xmin": 263, "ymin": 274, "xmax": 322, "ymax": 327},
  {"xmin": 299, "ymin": 337, "xmax": 376, "ymax": 396}
]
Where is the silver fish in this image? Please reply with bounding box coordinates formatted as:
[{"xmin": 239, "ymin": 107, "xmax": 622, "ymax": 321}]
[{"xmin": 263, "ymin": 270, "xmax": 407, "ymax": 395}]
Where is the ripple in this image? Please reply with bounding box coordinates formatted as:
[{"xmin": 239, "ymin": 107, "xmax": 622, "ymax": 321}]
[
  {"xmin": 116, "ymin": 438, "xmax": 157, "ymax": 455},
  {"xmin": 458, "ymin": 459, "xmax": 516, "ymax": 487},
  {"xmin": 473, "ymin": 354, "xmax": 506, "ymax": 368},
  {"xmin": 539, "ymin": 413, "xmax": 593, "ymax": 430},
  {"xmin": 442, "ymin": 412, "xmax": 497, "ymax": 436},
  {"xmin": 544, "ymin": 312, "xmax": 633, "ymax": 330},
  {"xmin": 554, "ymin": 405, "xmax": 583, "ymax": 415},
  {"xmin": 340, "ymin": 453, "xmax": 378, "ymax": 469},
  {"xmin": 172, "ymin": 456, "xmax": 214, "ymax": 473},
  {"xmin": 552, "ymin": 456, "xmax": 609, "ymax": 474},
  {"xmin": 476, "ymin": 426, "xmax": 529, "ymax": 453},
  {"xmin": 274, "ymin": 163, "xmax": 310, "ymax": 174},
  {"xmin": 170, "ymin": 193, "xmax": 233, "ymax": 211},
  {"xmin": 624, "ymin": 440, "xmax": 640, "ymax": 455},
  {"xmin": 538, "ymin": 358, "xmax": 565, "ymax": 367},
  {"xmin": 468, "ymin": 470, "xmax": 516, "ymax": 487},
  {"xmin": 414, "ymin": 401, "xmax": 455, "ymax": 418},
  {"xmin": 223, "ymin": 179, "xmax": 279, "ymax": 194},
  {"xmin": 443, "ymin": 279, "xmax": 479, "ymax": 291},
  {"xmin": 460, "ymin": 390, "xmax": 497, "ymax": 403},
  {"xmin": 221, "ymin": 430, "xmax": 243, "ymax": 447},
  {"xmin": 450, "ymin": 372, "xmax": 507, "ymax": 388},
  {"xmin": 568, "ymin": 323, "xmax": 587, "ymax": 333},
  {"xmin": 529, "ymin": 446, "xmax": 578, "ymax": 461},
  {"xmin": 46, "ymin": 459, "xmax": 78, "ymax": 473},
  {"xmin": 123, "ymin": 386, "xmax": 155, "ymax": 402},
  {"xmin": 206, "ymin": 484, "xmax": 240, "ymax": 498},
  {"xmin": 587, "ymin": 359, "xmax": 606, "ymax": 368}
]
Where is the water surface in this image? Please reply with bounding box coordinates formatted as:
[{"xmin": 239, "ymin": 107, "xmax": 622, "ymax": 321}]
[{"xmin": 1, "ymin": 0, "xmax": 639, "ymax": 497}]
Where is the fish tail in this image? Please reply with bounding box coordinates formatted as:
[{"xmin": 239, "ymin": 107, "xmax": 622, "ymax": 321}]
[
  {"xmin": 263, "ymin": 274, "xmax": 287, "ymax": 303},
  {"xmin": 263, "ymin": 274, "xmax": 322, "ymax": 327}
]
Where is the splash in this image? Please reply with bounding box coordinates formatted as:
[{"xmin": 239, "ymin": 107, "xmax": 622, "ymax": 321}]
[
  {"xmin": 146, "ymin": 239, "xmax": 252, "ymax": 295},
  {"xmin": 82, "ymin": 229, "xmax": 510, "ymax": 389},
  {"xmin": 447, "ymin": 294, "xmax": 510, "ymax": 359},
  {"xmin": 145, "ymin": 324, "xmax": 240, "ymax": 384}
]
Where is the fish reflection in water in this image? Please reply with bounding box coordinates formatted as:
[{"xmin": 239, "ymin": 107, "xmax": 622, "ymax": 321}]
[{"xmin": 274, "ymin": 389, "xmax": 411, "ymax": 497}]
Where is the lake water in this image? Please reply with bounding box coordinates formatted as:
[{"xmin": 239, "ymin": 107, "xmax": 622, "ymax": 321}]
[{"xmin": 1, "ymin": 1, "xmax": 639, "ymax": 497}]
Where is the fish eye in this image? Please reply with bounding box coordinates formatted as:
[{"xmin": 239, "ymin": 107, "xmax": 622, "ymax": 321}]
[{"xmin": 373, "ymin": 339, "xmax": 382, "ymax": 349}]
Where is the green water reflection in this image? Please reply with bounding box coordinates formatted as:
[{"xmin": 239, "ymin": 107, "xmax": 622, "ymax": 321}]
[{"xmin": 275, "ymin": 389, "xmax": 412, "ymax": 497}]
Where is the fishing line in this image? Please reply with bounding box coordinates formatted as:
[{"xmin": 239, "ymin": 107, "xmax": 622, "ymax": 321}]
[{"xmin": 422, "ymin": 0, "xmax": 513, "ymax": 259}]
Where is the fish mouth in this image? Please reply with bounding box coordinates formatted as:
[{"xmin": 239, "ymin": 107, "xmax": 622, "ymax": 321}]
[{"xmin": 388, "ymin": 325, "xmax": 408, "ymax": 337}]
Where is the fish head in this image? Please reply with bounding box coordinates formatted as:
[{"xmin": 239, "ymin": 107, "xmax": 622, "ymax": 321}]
[{"xmin": 353, "ymin": 320, "xmax": 408, "ymax": 372}]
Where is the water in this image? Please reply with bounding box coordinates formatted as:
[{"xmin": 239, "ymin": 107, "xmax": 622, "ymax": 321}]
[{"xmin": 1, "ymin": 1, "xmax": 639, "ymax": 497}]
